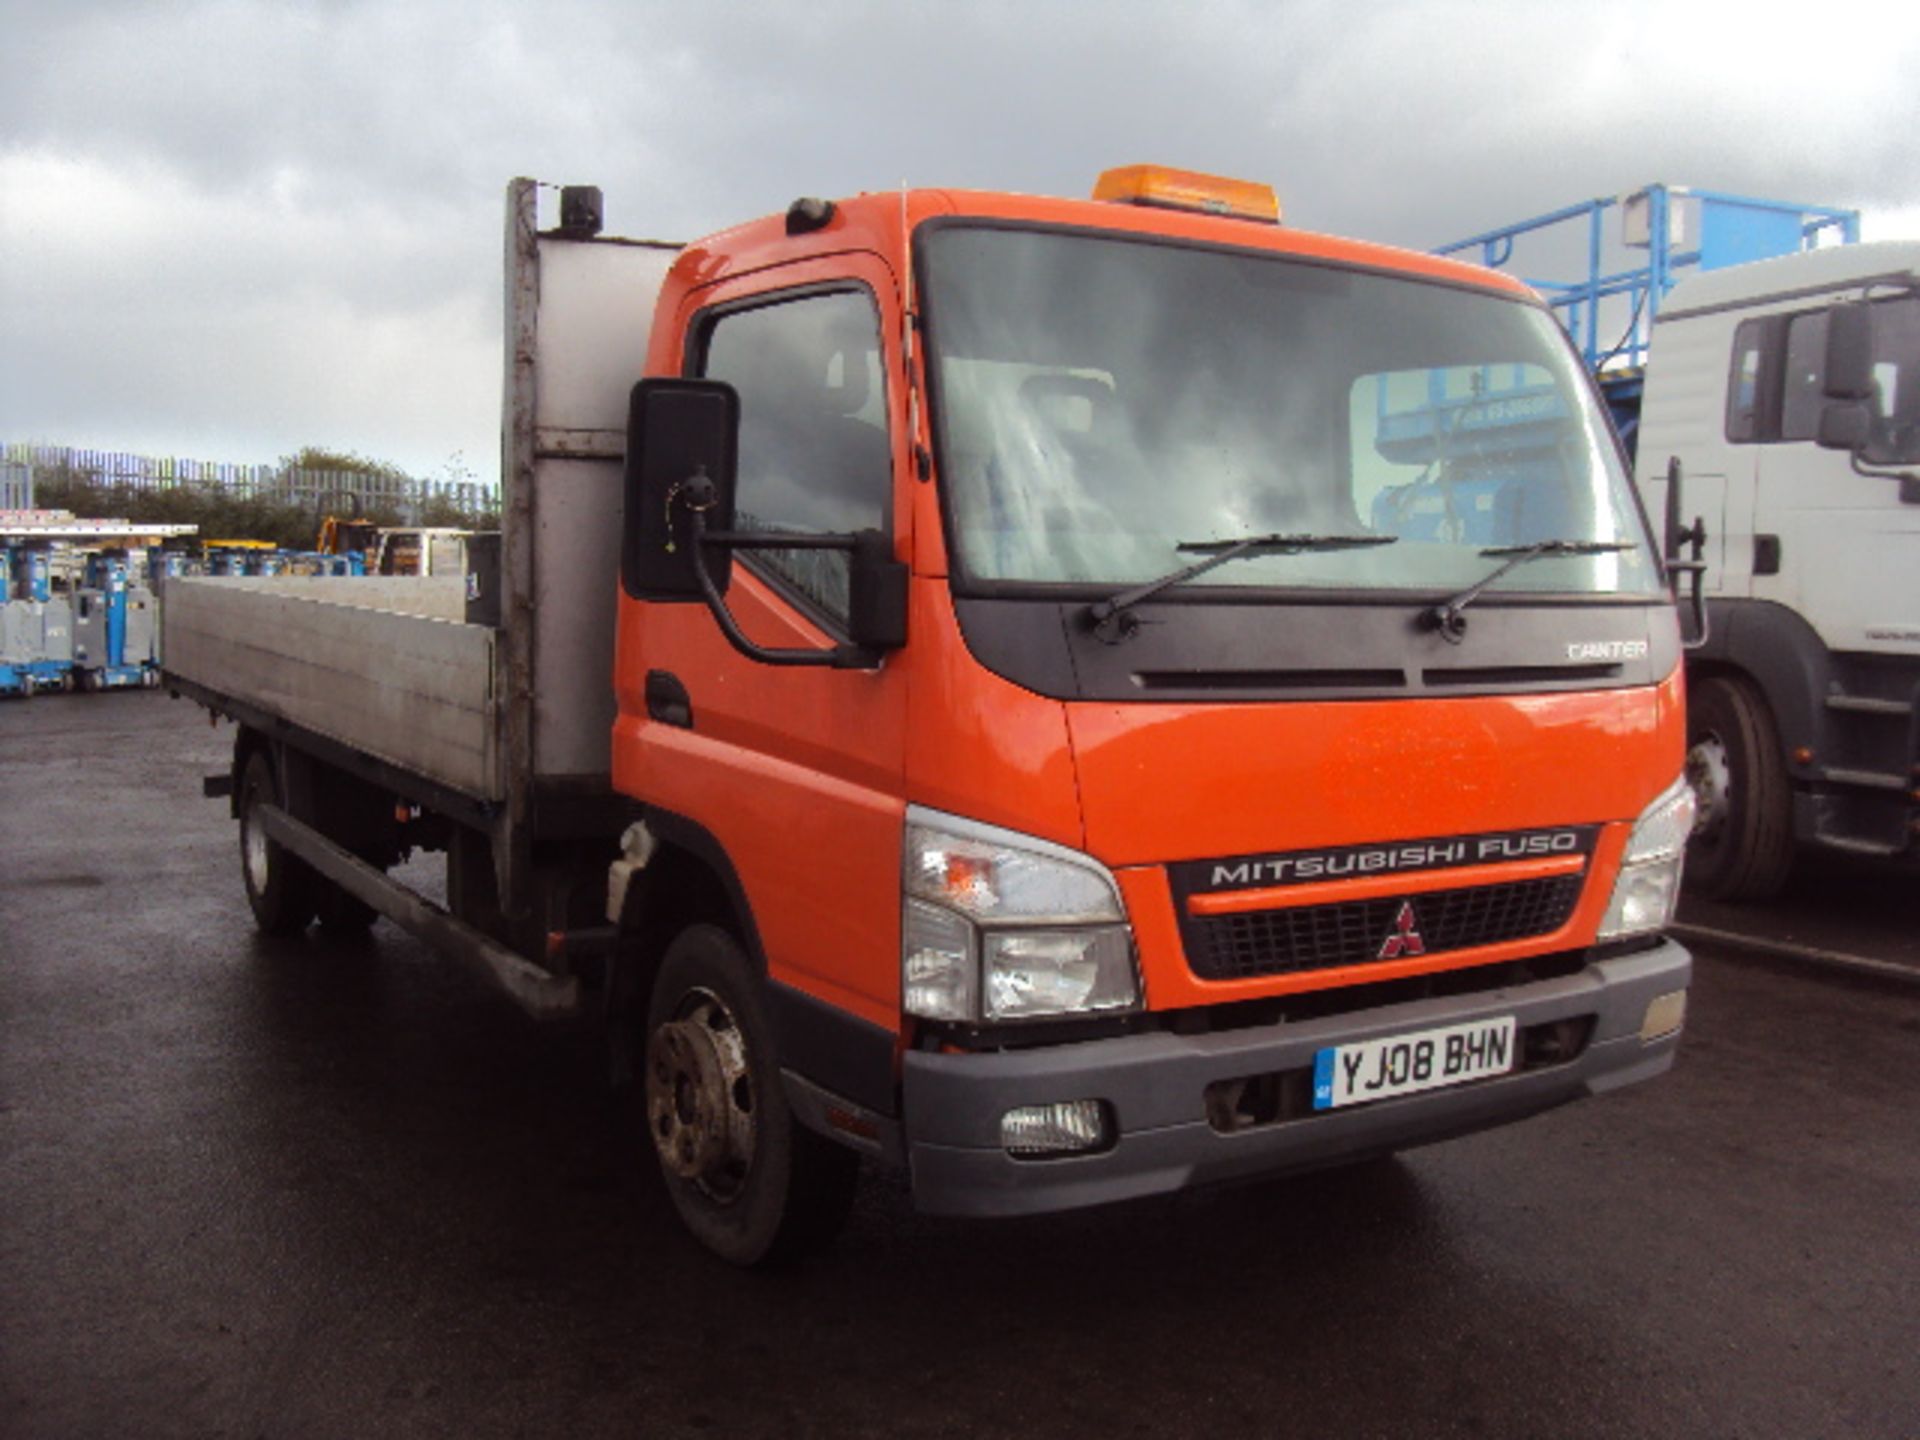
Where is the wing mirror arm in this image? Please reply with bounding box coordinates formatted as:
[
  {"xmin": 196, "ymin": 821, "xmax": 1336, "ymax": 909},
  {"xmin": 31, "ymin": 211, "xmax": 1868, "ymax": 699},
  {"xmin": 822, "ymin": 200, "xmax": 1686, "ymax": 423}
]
[
  {"xmin": 1662, "ymin": 456, "xmax": 1710, "ymax": 650},
  {"xmin": 682, "ymin": 502, "xmax": 905, "ymax": 671},
  {"xmin": 1820, "ymin": 406, "xmax": 1920, "ymax": 495}
]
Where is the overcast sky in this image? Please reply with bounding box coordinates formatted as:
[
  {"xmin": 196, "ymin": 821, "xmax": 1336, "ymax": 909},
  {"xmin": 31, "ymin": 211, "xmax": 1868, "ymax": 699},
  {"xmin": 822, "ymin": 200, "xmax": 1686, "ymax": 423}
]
[{"xmin": 4, "ymin": 0, "xmax": 1917, "ymax": 484}]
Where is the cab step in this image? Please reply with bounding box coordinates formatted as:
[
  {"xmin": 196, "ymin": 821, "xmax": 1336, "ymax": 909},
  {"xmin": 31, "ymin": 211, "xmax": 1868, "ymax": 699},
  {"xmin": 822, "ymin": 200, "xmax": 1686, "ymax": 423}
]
[
  {"xmin": 1823, "ymin": 694, "xmax": 1913, "ymax": 717},
  {"xmin": 1812, "ymin": 833, "xmax": 1905, "ymax": 858},
  {"xmin": 1820, "ymin": 766, "xmax": 1911, "ymax": 793}
]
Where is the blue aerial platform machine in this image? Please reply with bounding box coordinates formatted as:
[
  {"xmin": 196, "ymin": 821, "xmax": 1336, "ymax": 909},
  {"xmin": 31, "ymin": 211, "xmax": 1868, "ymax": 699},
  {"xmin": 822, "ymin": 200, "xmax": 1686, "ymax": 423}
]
[{"xmin": 1432, "ymin": 183, "xmax": 1860, "ymax": 457}]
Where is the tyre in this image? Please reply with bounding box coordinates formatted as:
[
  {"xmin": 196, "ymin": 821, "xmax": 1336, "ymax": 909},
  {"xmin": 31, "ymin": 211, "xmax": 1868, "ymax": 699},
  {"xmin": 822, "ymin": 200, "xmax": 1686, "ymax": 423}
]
[
  {"xmin": 642, "ymin": 924, "xmax": 858, "ymax": 1265},
  {"xmin": 1685, "ymin": 674, "xmax": 1795, "ymax": 900},
  {"xmin": 238, "ymin": 750, "xmax": 317, "ymax": 935}
]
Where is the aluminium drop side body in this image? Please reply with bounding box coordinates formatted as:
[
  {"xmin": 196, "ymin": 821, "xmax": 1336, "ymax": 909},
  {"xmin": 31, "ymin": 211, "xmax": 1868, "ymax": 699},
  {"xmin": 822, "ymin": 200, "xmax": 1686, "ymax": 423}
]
[
  {"xmin": 165, "ymin": 180, "xmax": 676, "ymax": 1008},
  {"xmin": 173, "ymin": 177, "xmax": 1694, "ymax": 1250}
]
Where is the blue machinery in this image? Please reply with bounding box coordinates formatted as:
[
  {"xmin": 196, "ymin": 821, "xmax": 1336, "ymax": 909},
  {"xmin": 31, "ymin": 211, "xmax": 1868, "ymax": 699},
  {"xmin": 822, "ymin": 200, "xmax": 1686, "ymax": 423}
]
[
  {"xmin": 1435, "ymin": 184, "xmax": 1860, "ymax": 373},
  {"xmin": 203, "ymin": 545, "xmax": 363, "ymax": 576},
  {"xmin": 71, "ymin": 551, "xmax": 160, "ymax": 691},
  {"xmin": 1432, "ymin": 184, "xmax": 1860, "ymax": 454},
  {"xmin": 0, "ymin": 546, "xmax": 75, "ymax": 697},
  {"xmin": 0, "ymin": 544, "xmax": 175, "ymax": 697}
]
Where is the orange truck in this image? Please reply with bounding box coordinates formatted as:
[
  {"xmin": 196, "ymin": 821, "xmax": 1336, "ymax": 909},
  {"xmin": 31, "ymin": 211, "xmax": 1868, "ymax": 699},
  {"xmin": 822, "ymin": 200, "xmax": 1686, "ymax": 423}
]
[{"xmin": 165, "ymin": 171, "xmax": 1695, "ymax": 1264}]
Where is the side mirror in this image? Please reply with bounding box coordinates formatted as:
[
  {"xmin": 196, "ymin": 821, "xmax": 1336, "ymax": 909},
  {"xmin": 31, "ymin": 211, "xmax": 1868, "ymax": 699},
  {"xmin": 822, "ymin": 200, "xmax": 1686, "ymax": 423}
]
[
  {"xmin": 1822, "ymin": 303, "xmax": 1874, "ymax": 401},
  {"xmin": 1816, "ymin": 301, "xmax": 1920, "ymax": 476},
  {"xmin": 622, "ymin": 377, "xmax": 906, "ymax": 669},
  {"xmin": 1816, "ymin": 400, "xmax": 1872, "ymax": 453},
  {"xmin": 621, "ymin": 378, "xmax": 739, "ymax": 602}
]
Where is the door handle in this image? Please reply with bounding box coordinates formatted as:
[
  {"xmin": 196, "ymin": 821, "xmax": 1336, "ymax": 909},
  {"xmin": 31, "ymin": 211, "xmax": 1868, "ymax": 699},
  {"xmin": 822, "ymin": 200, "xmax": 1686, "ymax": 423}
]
[{"xmin": 645, "ymin": 669, "xmax": 693, "ymax": 728}]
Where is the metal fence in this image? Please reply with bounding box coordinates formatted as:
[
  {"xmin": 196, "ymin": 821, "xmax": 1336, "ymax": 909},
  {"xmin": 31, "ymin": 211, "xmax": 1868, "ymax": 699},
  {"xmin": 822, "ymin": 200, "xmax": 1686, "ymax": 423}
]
[
  {"xmin": 2, "ymin": 443, "xmax": 498, "ymax": 522},
  {"xmin": 1, "ymin": 457, "xmax": 31, "ymax": 509}
]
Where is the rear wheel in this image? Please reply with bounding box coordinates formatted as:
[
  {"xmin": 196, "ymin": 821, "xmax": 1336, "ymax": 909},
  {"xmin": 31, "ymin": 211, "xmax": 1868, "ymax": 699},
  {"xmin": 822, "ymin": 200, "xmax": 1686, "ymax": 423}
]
[
  {"xmin": 642, "ymin": 925, "xmax": 858, "ymax": 1265},
  {"xmin": 1685, "ymin": 674, "xmax": 1795, "ymax": 900},
  {"xmin": 238, "ymin": 750, "xmax": 316, "ymax": 935}
]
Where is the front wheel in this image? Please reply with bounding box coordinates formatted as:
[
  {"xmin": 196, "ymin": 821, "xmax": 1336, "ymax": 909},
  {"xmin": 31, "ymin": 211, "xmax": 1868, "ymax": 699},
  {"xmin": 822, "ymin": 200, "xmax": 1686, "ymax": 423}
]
[
  {"xmin": 642, "ymin": 925, "xmax": 858, "ymax": 1265},
  {"xmin": 238, "ymin": 750, "xmax": 316, "ymax": 935},
  {"xmin": 1685, "ymin": 674, "xmax": 1795, "ymax": 901}
]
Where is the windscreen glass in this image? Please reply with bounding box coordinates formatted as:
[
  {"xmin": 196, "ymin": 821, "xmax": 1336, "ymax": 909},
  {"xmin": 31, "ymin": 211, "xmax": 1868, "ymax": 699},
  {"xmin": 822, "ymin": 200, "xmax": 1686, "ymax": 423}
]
[{"xmin": 921, "ymin": 225, "xmax": 1660, "ymax": 597}]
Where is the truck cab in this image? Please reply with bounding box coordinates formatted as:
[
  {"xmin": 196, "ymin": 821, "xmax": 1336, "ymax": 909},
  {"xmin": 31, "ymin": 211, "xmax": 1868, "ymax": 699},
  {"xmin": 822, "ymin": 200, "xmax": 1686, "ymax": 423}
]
[{"xmin": 613, "ymin": 170, "xmax": 1693, "ymax": 1258}]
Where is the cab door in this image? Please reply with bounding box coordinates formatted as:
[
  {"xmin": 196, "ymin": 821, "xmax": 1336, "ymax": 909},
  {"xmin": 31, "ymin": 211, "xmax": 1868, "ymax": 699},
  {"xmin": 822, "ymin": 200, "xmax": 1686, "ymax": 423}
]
[{"xmin": 618, "ymin": 252, "xmax": 911, "ymax": 1039}]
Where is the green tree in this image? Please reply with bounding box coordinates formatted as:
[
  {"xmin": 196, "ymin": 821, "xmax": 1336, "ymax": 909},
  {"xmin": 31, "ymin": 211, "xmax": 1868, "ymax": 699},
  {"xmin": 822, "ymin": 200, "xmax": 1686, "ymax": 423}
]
[
  {"xmin": 278, "ymin": 445, "xmax": 410, "ymax": 482},
  {"xmin": 30, "ymin": 446, "xmax": 498, "ymax": 549}
]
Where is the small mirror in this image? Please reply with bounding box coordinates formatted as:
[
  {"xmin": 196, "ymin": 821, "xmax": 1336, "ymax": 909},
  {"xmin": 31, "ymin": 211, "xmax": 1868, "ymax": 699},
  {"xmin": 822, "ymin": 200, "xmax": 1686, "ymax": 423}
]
[
  {"xmin": 622, "ymin": 379, "xmax": 739, "ymax": 601},
  {"xmin": 1823, "ymin": 303, "xmax": 1874, "ymax": 401}
]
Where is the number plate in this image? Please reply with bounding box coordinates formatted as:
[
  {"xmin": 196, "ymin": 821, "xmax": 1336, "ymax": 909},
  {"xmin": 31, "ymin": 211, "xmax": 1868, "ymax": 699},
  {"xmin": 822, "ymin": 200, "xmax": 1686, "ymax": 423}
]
[{"xmin": 1312, "ymin": 1016, "xmax": 1517, "ymax": 1111}]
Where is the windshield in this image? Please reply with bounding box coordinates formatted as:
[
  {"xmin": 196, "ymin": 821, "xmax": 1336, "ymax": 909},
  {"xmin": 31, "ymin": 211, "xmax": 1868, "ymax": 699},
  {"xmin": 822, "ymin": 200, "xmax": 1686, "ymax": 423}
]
[{"xmin": 920, "ymin": 224, "xmax": 1661, "ymax": 599}]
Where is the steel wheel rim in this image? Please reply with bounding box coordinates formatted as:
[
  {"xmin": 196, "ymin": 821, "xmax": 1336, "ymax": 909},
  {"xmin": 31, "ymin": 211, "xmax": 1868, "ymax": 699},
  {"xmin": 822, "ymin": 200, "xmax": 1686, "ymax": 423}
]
[
  {"xmin": 1687, "ymin": 731, "xmax": 1732, "ymax": 840},
  {"xmin": 645, "ymin": 987, "xmax": 756, "ymax": 1203},
  {"xmin": 242, "ymin": 796, "xmax": 271, "ymax": 893}
]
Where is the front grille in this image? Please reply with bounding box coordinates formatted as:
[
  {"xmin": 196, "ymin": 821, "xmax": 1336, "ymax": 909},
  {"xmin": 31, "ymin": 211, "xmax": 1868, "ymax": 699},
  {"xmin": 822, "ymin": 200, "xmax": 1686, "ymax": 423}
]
[{"xmin": 1183, "ymin": 874, "xmax": 1585, "ymax": 981}]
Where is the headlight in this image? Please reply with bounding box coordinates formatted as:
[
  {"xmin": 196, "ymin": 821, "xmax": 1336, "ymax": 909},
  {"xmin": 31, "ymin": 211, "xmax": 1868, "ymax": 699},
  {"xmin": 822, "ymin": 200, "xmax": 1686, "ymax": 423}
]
[
  {"xmin": 903, "ymin": 807, "xmax": 1140, "ymax": 1022},
  {"xmin": 1597, "ymin": 774, "xmax": 1696, "ymax": 941}
]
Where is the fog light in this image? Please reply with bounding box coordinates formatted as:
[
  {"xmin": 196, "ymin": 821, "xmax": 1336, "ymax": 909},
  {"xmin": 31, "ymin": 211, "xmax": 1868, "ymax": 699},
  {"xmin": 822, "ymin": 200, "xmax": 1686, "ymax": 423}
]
[
  {"xmin": 1000, "ymin": 1100, "xmax": 1112, "ymax": 1157},
  {"xmin": 1640, "ymin": 989, "xmax": 1687, "ymax": 1042}
]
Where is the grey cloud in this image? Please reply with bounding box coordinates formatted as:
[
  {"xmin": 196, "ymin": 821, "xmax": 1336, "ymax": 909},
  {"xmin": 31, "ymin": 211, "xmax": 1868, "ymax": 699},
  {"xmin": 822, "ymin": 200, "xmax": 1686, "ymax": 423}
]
[{"xmin": 3, "ymin": 0, "xmax": 1917, "ymax": 476}]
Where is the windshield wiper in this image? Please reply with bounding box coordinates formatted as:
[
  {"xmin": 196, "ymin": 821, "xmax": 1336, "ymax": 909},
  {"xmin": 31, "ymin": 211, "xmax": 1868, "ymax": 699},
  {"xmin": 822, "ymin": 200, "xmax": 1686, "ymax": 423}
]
[
  {"xmin": 1085, "ymin": 532, "xmax": 1398, "ymax": 642},
  {"xmin": 1422, "ymin": 539, "xmax": 1634, "ymax": 643}
]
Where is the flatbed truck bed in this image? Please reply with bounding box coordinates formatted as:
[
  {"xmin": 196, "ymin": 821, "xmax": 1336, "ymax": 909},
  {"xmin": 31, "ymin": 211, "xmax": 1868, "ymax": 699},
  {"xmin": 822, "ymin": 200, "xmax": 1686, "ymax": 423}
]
[{"xmin": 163, "ymin": 182, "xmax": 677, "ymax": 1016}]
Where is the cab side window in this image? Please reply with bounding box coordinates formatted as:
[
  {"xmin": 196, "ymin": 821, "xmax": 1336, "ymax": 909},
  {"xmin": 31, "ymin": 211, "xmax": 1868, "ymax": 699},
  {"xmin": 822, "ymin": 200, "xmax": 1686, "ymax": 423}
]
[
  {"xmin": 1780, "ymin": 309, "xmax": 1831, "ymax": 441},
  {"xmin": 1725, "ymin": 319, "xmax": 1765, "ymax": 441},
  {"xmin": 1724, "ymin": 314, "xmax": 1789, "ymax": 444},
  {"xmin": 699, "ymin": 289, "xmax": 891, "ymax": 625}
]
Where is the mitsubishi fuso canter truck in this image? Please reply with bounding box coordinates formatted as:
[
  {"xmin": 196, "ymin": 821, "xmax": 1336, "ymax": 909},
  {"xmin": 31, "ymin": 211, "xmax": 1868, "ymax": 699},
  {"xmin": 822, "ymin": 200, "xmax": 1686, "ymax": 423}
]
[{"xmin": 166, "ymin": 169, "xmax": 1694, "ymax": 1263}]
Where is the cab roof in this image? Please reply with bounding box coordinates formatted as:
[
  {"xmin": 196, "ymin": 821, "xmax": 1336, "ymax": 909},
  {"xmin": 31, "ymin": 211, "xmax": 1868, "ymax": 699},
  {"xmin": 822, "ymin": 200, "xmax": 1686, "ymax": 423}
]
[
  {"xmin": 671, "ymin": 185, "xmax": 1541, "ymax": 303},
  {"xmin": 1658, "ymin": 238, "xmax": 1920, "ymax": 320}
]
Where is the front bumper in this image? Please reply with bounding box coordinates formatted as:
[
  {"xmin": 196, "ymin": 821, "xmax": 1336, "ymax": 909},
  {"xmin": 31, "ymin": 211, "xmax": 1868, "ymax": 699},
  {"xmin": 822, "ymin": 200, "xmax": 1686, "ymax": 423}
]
[{"xmin": 903, "ymin": 939, "xmax": 1690, "ymax": 1217}]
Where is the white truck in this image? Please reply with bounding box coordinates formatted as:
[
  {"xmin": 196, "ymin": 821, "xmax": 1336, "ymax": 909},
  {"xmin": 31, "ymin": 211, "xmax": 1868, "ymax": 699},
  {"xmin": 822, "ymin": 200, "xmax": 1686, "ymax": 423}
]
[{"xmin": 1636, "ymin": 241, "xmax": 1920, "ymax": 897}]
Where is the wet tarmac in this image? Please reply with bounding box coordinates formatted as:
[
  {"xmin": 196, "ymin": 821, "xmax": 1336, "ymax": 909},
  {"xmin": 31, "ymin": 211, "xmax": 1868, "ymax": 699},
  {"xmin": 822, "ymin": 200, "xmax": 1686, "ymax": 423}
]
[{"xmin": 3, "ymin": 691, "xmax": 1917, "ymax": 1439}]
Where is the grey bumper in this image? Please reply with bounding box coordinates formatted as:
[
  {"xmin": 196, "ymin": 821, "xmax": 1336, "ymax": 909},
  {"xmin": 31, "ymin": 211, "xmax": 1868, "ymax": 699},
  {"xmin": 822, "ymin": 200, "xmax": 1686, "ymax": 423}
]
[{"xmin": 903, "ymin": 940, "xmax": 1690, "ymax": 1218}]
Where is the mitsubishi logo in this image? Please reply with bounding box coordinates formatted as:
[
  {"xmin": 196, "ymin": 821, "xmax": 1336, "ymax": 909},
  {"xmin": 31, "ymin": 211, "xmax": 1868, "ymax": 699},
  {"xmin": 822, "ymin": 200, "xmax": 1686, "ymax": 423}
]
[{"xmin": 1378, "ymin": 901, "xmax": 1426, "ymax": 960}]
